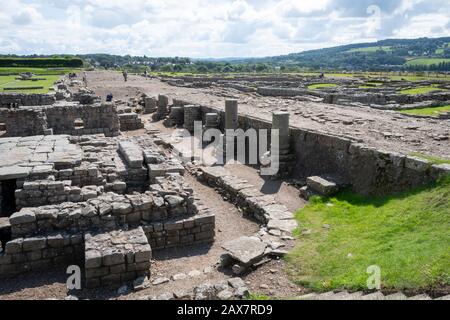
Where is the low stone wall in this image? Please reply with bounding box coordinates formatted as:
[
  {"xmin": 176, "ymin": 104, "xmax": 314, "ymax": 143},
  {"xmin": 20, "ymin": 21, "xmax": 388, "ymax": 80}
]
[
  {"xmin": 257, "ymin": 87, "xmax": 323, "ymax": 98},
  {"xmin": 0, "ymin": 108, "xmax": 48, "ymax": 136},
  {"xmin": 45, "ymin": 103, "xmax": 120, "ymax": 137},
  {"xmin": 387, "ymin": 92, "xmax": 450, "ymax": 104},
  {"xmin": 15, "ymin": 179, "xmax": 102, "ymax": 208},
  {"xmin": 142, "ymin": 213, "xmax": 215, "ymax": 250},
  {"xmin": 118, "ymin": 113, "xmax": 144, "ymax": 131},
  {"xmin": 0, "ymin": 103, "xmax": 120, "ymax": 137},
  {"xmin": 0, "ymin": 232, "xmax": 83, "ymax": 276},
  {"xmin": 0, "ymin": 93, "xmax": 55, "ymax": 107},
  {"xmin": 84, "ymin": 227, "xmax": 151, "ymax": 288},
  {"xmin": 197, "ymin": 105, "xmax": 450, "ymax": 195},
  {"xmin": 9, "ymin": 191, "xmax": 197, "ymax": 238}
]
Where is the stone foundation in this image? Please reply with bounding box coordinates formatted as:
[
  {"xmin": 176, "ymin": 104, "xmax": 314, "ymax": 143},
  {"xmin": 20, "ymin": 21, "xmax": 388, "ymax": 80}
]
[{"xmin": 84, "ymin": 227, "xmax": 151, "ymax": 288}]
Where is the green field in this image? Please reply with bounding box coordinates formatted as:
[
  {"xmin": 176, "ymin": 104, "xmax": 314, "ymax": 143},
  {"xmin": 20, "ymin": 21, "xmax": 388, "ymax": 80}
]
[
  {"xmin": 348, "ymin": 46, "xmax": 392, "ymax": 53},
  {"xmin": 286, "ymin": 177, "xmax": 450, "ymax": 292},
  {"xmin": 399, "ymin": 85, "xmax": 444, "ymax": 95},
  {"xmin": 308, "ymin": 83, "xmax": 338, "ymax": 90},
  {"xmin": 0, "ymin": 75, "xmax": 60, "ymax": 93},
  {"xmin": 405, "ymin": 58, "xmax": 450, "ymax": 66},
  {"xmin": 400, "ymin": 105, "xmax": 450, "ymax": 117}
]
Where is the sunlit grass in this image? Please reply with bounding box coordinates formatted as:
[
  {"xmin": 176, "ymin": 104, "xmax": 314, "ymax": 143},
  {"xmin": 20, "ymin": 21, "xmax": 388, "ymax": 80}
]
[
  {"xmin": 400, "ymin": 105, "xmax": 450, "ymax": 117},
  {"xmin": 286, "ymin": 177, "xmax": 450, "ymax": 292}
]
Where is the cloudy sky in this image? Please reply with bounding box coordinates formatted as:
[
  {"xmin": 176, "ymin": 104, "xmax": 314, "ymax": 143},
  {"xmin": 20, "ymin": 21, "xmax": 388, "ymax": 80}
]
[{"xmin": 0, "ymin": 0, "xmax": 449, "ymax": 58}]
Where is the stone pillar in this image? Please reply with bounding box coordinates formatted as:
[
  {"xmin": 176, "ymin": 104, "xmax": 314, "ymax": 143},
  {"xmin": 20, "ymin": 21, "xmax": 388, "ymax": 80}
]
[
  {"xmin": 225, "ymin": 99, "xmax": 238, "ymax": 130},
  {"xmin": 144, "ymin": 97, "xmax": 157, "ymax": 114},
  {"xmin": 152, "ymin": 95, "xmax": 169, "ymax": 120},
  {"xmin": 272, "ymin": 112, "xmax": 290, "ymax": 153},
  {"xmin": 157, "ymin": 95, "xmax": 169, "ymax": 117},
  {"xmin": 204, "ymin": 113, "xmax": 219, "ymax": 129},
  {"xmin": 184, "ymin": 105, "xmax": 202, "ymax": 132}
]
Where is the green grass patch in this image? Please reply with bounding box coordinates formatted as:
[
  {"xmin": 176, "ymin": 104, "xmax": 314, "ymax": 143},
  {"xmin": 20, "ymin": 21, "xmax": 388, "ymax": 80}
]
[
  {"xmin": 308, "ymin": 83, "xmax": 338, "ymax": 90},
  {"xmin": 286, "ymin": 177, "xmax": 450, "ymax": 292},
  {"xmin": 0, "ymin": 75, "xmax": 60, "ymax": 94},
  {"xmin": 400, "ymin": 105, "xmax": 450, "ymax": 117},
  {"xmin": 399, "ymin": 85, "xmax": 444, "ymax": 95},
  {"xmin": 405, "ymin": 58, "xmax": 450, "ymax": 66},
  {"xmin": 408, "ymin": 153, "xmax": 450, "ymax": 165}
]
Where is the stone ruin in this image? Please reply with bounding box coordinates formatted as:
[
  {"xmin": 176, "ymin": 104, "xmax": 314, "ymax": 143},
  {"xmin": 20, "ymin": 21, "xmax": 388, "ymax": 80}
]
[{"xmin": 1, "ymin": 75, "xmax": 449, "ymax": 299}]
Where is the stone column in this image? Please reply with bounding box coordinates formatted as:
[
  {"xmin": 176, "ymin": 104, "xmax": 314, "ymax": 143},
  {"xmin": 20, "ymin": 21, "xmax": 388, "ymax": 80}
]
[
  {"xmin": 272, "ymin": 112, "xmax": 290, "ymax": 154},
  {"xmin": 144, "ymin": 97, "xmax": 157, "ymax": 114},
  {"xmin": 204, "ymin": 113, "xmax": 219, "ymax": 129},
  {"xmin": 225, "ymin": 99, "xmax": 238, "ymax": 130},
  {"xmin": 184, "ymin": 105, "xmax": 202, "ymax": 132}
]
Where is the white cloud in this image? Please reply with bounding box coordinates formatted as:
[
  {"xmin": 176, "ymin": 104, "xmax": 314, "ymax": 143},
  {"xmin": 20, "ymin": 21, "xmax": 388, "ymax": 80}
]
[{"xmin": 0, "ymin": 0, "xmax": 448, "ymax": 57}]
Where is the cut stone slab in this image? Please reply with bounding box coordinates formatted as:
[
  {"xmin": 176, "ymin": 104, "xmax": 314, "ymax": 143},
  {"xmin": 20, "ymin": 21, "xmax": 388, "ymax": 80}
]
[
  {"xmin": 222, "ymin": 236, "xmax": 267, "ymax": 266},
  {"xmin": 264, "ymin": 204, "xmax": 293, "ymax": 220},
  {"xmin": 306, "ymin": 176, "xmax": 339, "ymax": 196},
  {"xmin": 9, "ymin": 209, "xmax": 36, "ymax": 225},
  {"xmin": 267, "ymin": 219, "xmax": 297, "ymax": 233},
  {"xmin": 118, "ymin": 141, "xmax": 144, "ymax": 169},
  {"xmin": 152, "ymin": 277, "xmax": 170, "ymax": 285},
  {"xmin": 199, "ymin": 166, "xmax": 228, "ymax": 180},
  {"xmin": 0, "ymin": 165, "xmax": 31, "ymax": 180}
]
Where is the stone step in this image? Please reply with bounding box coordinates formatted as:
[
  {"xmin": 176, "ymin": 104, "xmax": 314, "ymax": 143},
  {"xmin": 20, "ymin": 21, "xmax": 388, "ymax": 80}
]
[
  {"xmin": 435, "ymin": 294, "xmax": 450, "ymax": 300},
  {"xmin": 306, "ymin": 176, "xmax": 339, "ymax": 196}
]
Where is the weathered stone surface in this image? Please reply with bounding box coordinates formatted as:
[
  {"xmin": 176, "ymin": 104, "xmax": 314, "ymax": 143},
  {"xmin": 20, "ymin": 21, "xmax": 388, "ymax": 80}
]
[
  {"xmin": 9, "ymin": 209, "xmax": 36, "ymax": 225},
  {"xmin": 306, "ymin": 176, "xmax": 339, "ymax": 196},
  {"xmin": 222, "ymin": 236, "xmax": 267, "ymax": 266},
  {"xmin": 267, "ymin": 219, "xmax": 297, "ymax": 233}
]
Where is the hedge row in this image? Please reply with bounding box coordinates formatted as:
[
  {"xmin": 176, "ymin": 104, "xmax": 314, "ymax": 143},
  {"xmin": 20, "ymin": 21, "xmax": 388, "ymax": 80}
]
[{"xmin": 0, "ymin": 58, "xmax": 83, "ymax": 68}]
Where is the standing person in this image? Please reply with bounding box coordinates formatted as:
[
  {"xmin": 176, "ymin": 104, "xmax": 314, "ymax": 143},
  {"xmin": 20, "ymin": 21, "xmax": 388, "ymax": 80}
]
[
  {"xmin": 123, "ymin": 70, "xmax": 128, "ymax": 82},
  {"xmin": 83, "ymin": 72, "xmax": 88, "ymax": 86}
]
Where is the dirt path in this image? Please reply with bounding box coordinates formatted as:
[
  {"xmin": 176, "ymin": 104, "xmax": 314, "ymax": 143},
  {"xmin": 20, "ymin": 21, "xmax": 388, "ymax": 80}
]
[{"xmin": 85, "ymin": 70, "xmax": 450, "ymax": 159}]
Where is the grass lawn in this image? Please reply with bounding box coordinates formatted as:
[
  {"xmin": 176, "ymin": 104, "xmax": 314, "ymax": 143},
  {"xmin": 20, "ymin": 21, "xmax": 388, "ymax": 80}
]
[
  {"xmin": 399, "ymin": 85, "xmax": 444, "ymax": 95},
  {"xmin": 308, "ymin": 83, "xmax": 338, "ymax": 90},
  {"xmin": 286, "ymin": 177, "xmax": 450, "ymax": 292},
  {"xmin": 400, "ymin": 105, "xmax": 450, "ymax": 117},
  {"xmin": 0, "ymin": 75, "xmax": 60, "ymax": 94}
]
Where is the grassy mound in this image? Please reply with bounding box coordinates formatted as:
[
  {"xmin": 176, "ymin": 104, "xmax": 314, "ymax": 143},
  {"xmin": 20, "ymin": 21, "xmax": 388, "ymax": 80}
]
[
  {"xmin": 400, "ymin": 105, "xmax": 450, "ymax": 117},
  {"xmin": 399, "ymin": 85, "xmax": 444, "ymax": 95},
  {"xmin": 286, "ymin": 177, "xmax": 450, "ymax": 292}
]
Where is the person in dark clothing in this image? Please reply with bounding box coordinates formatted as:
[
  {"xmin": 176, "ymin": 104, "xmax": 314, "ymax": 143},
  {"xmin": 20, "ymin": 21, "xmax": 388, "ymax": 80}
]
[{"xmin": 106, "ymin": 93, "xmax": 114, "ymax": 102}]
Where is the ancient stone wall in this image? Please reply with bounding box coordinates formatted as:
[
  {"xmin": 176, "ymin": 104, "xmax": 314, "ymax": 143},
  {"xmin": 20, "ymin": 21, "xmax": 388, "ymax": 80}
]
[
  {"xmin": 44, "ymin": 103, "xmax": 120, "ymax": 136},
  {"xmin": 257, "ymin": 87, "xmax": 324, "ymax": 98},
  {"xmin": 0, "ymin": 103, "xmax": 120, "ymax": 137},
  {"xmin": 0, "ymin": 232, "xmax": 83, "ymax": 276},
  {"xmin": 142, "ymin": 213, "xmax": 215, "ymax": 250},
  {"xmin": 0, "ymin": 93, "xmax": 55, "ymax": 107},
  {"xmin": 198, "ymin": 105, "xmax": 449, "ymax": 195},
  {"xmin": 0, "ymin": 108, "xmax": 48, "ymax": 137},
  {"xmin": 118, "ymin": 113, "xmax": 144, "ymax": 131}
]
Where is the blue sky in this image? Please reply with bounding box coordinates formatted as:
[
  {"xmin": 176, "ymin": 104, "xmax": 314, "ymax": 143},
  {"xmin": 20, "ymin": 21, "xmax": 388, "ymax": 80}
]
[{"xmin": 0, "ymin": 0, "xmax": 449, "ymax": 57}]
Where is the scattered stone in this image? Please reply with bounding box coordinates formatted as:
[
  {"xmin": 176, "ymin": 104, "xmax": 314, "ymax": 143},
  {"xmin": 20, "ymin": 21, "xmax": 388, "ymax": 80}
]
[{"xmin": 152, "ymin": 277, "xmax": 170, "ymax": 285}]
